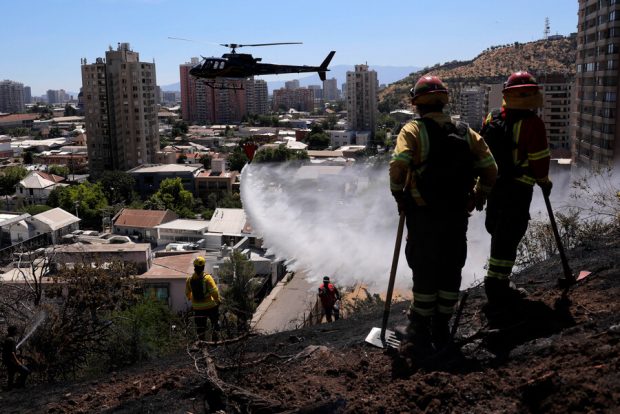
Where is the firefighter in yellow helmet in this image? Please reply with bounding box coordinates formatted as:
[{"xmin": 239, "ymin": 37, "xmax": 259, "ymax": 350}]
[
  {"xmin": 480, "ymin": 71, "xmax": 552, "ymax": 309},
  {"xmin": 389, "ymin": 75, "xmax": 497, "ymax": 360},
  {"xmin": 185, "ymin": 256, "xmax": 221, "ymax": 341}
]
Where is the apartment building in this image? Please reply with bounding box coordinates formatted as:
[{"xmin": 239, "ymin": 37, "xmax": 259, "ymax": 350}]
[
  {"xmin": 572, "ymin": 0, "xmax": 620, "ymax": 167},
  {"xmin": 539, "ymin": 74, "xmax": 573, "ymax": 158},
  {"xmin": 246, "ymin": 78, "xmax": 269, "ymax": 115},
  {"xmin": 459, "ymin": 87, "xmax": 485, "ymax": 131},
  {"xmin": 272, "ymin": 87, "xmax": 314, "ymax": 112},
  {"xmin": 323, "ymin": 78, "xmax": 340, "ymax": 101},
  {"xmin": 0, "ymin": 80, "xmax": 25, "ymax": 113},
  {"xmin": 81, "ymin": 43, "xmax": 159, "ymax": 176},
  {"xmin": 346, "ymin": 64, "xmax": 378, "ymax": 135}
]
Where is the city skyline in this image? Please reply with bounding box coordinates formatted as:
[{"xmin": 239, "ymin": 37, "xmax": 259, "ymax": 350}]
[{"xmin": 1, "ymin": 0, "xmax": 578, "ymax": 95}]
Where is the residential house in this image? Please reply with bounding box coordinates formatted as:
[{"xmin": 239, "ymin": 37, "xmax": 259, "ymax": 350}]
[
  {"xmin": 54, "ymin": 242, "xmax": 152, "ymax": 273},
  {"xmin": 113, "ymin": 208, "xmax": 178, "ymax": 244},
  {"xmin": 155, "ymin": 219, "xmax": 209, "ymax": 246},
  {"xmin": 14, "ymin": 171, "xmax": 68, "ymax": 206},
  {"xmin": 204, "ymin": 208, "xmax": 258, "ymax": 249},
  {"xmin": 127, "ymin": 164, "xmax": 203, "ymax": 199},
  {"xmin": 25, "ymin": 207, "xmax": 80, "ymax": 245}
]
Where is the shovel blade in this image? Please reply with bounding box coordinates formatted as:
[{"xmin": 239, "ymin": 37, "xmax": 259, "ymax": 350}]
[{"xmin": 365, "ymin": 327, "xmax": 400, "ymax": 349}]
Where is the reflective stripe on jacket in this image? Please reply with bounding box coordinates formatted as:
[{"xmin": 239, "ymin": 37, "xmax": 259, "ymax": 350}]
[
  {"xmin": 389, "ymin": 112, "xmax": 497, "ymax": 205},
  {"xmin": 510, "ymin": 113, "xmax": 551, "ymax": 186}
]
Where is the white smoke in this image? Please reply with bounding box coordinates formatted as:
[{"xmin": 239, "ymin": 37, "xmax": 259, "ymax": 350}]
[
  {"xmin": 241, "ymin": 161, "xmax": 617, "ymax": 293},
  {"xmin": 242, "ymin": 162, "xmax": 489, "ymax": 291}
]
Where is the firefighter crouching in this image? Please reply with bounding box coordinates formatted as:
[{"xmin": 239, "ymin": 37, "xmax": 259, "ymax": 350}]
[{"xmin": 389, "ymin": 75, "xmax": 498, "ymax": 358}]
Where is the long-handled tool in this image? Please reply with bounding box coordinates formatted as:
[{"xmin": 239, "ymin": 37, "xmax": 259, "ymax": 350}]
[
  {"xmin": 365, "ymin": 211, "xmax": 406, "ymax": 349},
  {"xmin": 542, "ymin": 191, "xmax": 591, "ymax": 287}
]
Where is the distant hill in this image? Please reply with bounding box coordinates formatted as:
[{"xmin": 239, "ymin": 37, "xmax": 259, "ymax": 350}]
[
  {"xmin": 158, "ymin": 64, "xmax": 421, "ymax": 94},
  {"xmin": 379, "ymin": 36, "xmax": 577, "ymax": 110}
]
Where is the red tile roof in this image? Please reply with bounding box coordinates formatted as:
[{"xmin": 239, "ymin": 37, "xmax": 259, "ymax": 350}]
[
  {"xmin": 0, "ymin": 114, "xmax": 39, "ymax": 122},
  {"xmin": 114, "ymin": 209, "xmax": 177, "ymax": 228}
]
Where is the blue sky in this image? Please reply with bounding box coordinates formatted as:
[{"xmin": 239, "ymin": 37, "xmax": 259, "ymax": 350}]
[{"xmin": 1, "ymin": 0, "xmax": 578, "ymax": 96}]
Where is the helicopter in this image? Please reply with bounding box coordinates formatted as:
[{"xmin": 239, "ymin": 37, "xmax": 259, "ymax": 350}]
[{"xmin": 170, "ymin": 38, "xmax": 335, "ymax": 89}]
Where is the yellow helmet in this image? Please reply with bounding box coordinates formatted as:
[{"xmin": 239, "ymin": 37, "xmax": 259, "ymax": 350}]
[{"xmin": 193, "ymin": 256, "xmax": 206, "ymax": 267}]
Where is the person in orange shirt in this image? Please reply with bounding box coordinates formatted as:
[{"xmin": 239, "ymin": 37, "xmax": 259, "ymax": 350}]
[{"xmin": 185, "ymin": 256, "xmax": 221, "ymax": 342}]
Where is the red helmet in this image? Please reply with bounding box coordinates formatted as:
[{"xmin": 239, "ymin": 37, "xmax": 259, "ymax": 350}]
[
  {"xmin": 503, "ymin": 71, "xmax": 538, "ymax": 92},
  {"xmin": 410, "ymin": 75, "xmax": 449, "ymax": 105}
]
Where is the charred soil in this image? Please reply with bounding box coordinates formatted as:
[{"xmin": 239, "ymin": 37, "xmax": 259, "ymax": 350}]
[{"xmin": 2, "ymin": 235, "xmax": 619, "ymax": 413}]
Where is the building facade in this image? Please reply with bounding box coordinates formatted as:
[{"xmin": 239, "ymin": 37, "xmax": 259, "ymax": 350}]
[
  {"xmin": 458, "ymin": 87, "xmax": 485, "ymax": 131},
  {"xmin": 272, "ymin": 88, "xmax": 315, "ymax": 112},
  {"xmin": 81, "ymin": 43, "xmax": 160, "ymax": 176},
  {"xmin": 246, "ymin": 78, "xmax": 269, "ymax": 115},
  {"xmin": 540, "ymin": 74, "xmax": 573, "ymax": 158},
  {"xmin": 572, "ymin": 0, "xmax": 620, "ymax": 167},
  {"xmin": 346, "ymin": 64, "xmax": 378, "ymax": 135},
  {"xmin": 0, "ymin": 80, "xmax": 25, "ymax": 114},
  {"xmin": 323, "ymin": 78, "xmax": 340, "ymax": 101}
]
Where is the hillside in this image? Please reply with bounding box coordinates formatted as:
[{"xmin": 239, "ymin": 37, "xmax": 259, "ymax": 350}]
[
  {"xmin": 379, "ymin": 36, "xmax": 577, "ymax": 110},
  {"xmin": 2, "ymin": 229, "xmax": 619, "ymax": 413}
]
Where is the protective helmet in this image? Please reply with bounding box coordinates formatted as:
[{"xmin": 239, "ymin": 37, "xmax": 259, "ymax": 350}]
[
  {"xmin": 503, "ymin": 71, "xmax": 539, "ymax": 92},
  {"xmin": 193, "ymin": 256, "xmax": 206, "ymax": 267},
  {"xmin": 323, "ymin": 276, "xmax": 330, "ymax": 282},
  {"xmin": 502, "ymin": 71, "xmax": 542, "ymax": 109},
  {"xmin": 410, "ymin": 75, "xmax": 449, "ymax": 105}
]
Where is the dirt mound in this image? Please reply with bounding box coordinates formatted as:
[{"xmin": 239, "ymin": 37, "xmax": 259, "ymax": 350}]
[{"xmin": 2, "ymin": 236, "xmax": 619, "ymax": 413}]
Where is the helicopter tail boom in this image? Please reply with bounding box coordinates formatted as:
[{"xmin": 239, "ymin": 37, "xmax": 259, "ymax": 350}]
[{"xmin": 318, "ymin": 51, "xmax": 336, "ymax": 81}]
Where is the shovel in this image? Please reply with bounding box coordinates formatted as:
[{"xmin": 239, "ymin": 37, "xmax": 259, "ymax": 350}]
[
  {"xmin": 542, "ymin": 191, "xmax": 591, "ymax": 288},
  {"xmin": 365, "ymin": 211, "xmax": 406, "ymax": 349}
]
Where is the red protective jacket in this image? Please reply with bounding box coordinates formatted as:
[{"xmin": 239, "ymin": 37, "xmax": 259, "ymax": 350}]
[{"xmin": 318, "ymin": 283, "xmax": 340, "ymax": 308}]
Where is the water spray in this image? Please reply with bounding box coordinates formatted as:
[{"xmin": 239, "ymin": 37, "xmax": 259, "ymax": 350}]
[{"xmin": 16, "ymin": 310, "xmax": 47, "ymax": 350}]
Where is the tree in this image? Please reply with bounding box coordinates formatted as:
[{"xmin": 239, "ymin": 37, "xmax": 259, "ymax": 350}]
[
  {"xmin": 0, "ymin": 166, "xmax": 27, "ymax": 208},
  {"xmin": 307, "ymin": 125, "xmax": 330, "ymax": 150},
  {"xmin": 177, "ymin": 154, "xmax": 188, "ymax": 164},
  {"xmin": 227, "ymin": 148, "xmax": 249, "ymax": 172},
  {"xmin": 97, "ymin": 170, "xmax": 136, "ymax": 205},
  {"xmin": 144, "ymin": 177, "xmax": 194, "ymax": 218},
  {"xmin": 48, "ymin": 165, "xmax": 69, "ymax": 178},
  {"xmin": 63, "ymin": 104, "xmax": 77, "ymax": 117},
  {"xmin": 22, "ymin": 151, "xmax": 34, "ymax": 165},
  {"xmin": 47, "ymin": 181, "xmax": 108, "ymax": 229},
  {"xmin": 253, "ymin": 145, "xmax": 309, "ymax": 163},
  {"xmin": 8, "ymin": 127, "xmax": 30, "ymax": 137},
  {"xmin": 219, "ymin": 250, "xmax": 257, "ymax": 332}
]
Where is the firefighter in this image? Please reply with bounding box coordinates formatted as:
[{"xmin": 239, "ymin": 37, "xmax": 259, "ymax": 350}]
[
  {"xmin": 389, "ymin": 75, "xmax": 497, "ymax": 356},
  {"xmin": 185, "ymin": 256, "xmax": 221, "ymax": 342},
  {"xmin": 318, "ymin": 276, "xmax": 341, "ymax": 322},
  {"xmin": 482, "ymin": 71, "xmax": 552, "ymax": 307},
  {"xmin": 2, "ymin": 326, "xmax": 30, "ymax": 390}
]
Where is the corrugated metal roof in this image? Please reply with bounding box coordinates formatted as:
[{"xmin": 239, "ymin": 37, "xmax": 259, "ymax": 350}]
[
  {"xmin": 114, "ymin": 209, "xmax": 175, "ymax": 228},
  {"xmin": 155, "ymin": 219, "xmax": 209, "ymax": 231},
  {"xmin": 208, "ymin": 208, "xmax": 248, "ymax": 234},
  {"xmin": 32, "ymin": 207, "xmax": 79, "ymax": 230}
]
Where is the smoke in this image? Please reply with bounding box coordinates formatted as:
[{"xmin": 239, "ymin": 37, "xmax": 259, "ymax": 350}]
[
  {"xmin": 241, "ymin": 162, "xmax": 488, "ymax": 291},
  {"xmin": 241, "ymin": 161, "xmax": 617, "ymax": 293}
]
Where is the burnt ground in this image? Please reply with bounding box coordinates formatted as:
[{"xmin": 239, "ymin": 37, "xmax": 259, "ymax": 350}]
[{"xmin": 1, "ymin": 234, "xmax": 619, "ymax": 414}]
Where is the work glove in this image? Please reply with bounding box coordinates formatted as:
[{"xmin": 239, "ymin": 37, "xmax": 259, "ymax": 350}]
[
  {"xmin": 538, "ymin": 179, "xmax": 553, "ymax": 198},
  {"xmin": 391, "ymin": 190, "xmax": 406, "ymax": 215}
]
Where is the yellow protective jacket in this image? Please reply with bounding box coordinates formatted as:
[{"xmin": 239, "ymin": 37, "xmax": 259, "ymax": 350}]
[
  {"xmin": 389, "ymin": 112, "xmax": 498, "ymax": 206},
  {"xmin": 185, "ymin": 272, "xmax": 220, "ymax": 310}
]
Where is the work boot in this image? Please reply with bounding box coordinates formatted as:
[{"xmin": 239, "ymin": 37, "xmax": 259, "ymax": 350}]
[
  {"xmin": 398, "ymin": 316, "xmax": 433, "ymax": 361},
  {"xmin": 484, "ymin": 278, "xmax": 526, "ymax": 308},
  {"xmin": 432, "ymin": 314, "xmax": 452, "ymax": 351}
]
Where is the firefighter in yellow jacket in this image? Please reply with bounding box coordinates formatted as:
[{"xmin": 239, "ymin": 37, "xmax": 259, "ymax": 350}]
[
  {"xmin": 389, "ymin": 75, "xmax": 497, "ymax": 356},
  {"xmin": 186, "ymin": 256, "xmax": 221, "ymax": 341}
]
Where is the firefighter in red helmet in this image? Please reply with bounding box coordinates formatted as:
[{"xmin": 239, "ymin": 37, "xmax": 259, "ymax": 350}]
[
  {"xmin": 480, "ymin": 71, "xmax": 552, "ymax": 308},
  {"xmin": 390, "ymin": 75, "xmax": 497, "ymax": 362}
]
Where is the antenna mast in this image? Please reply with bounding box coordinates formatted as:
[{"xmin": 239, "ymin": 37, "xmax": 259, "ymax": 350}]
[{"xmin": 544, "ymin": 17, "xmax": 550, "ymax": 40}]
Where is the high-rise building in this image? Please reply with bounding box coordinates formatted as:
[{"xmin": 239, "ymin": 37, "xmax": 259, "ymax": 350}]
[
  {"xmin": 346, "ymin": 64, "xmax": 378, "ymax": 134},
  {"xmin": 572, "ymin": 0, "xmax": 620, "ymax": 167},
  {"xmin": 323, "ymin": 78, "xmax": 339, "ymax": 101},
  {"xmin": 81, "ymin": 42, "xmax": 159, "ymax": 176},
  {"xmin": 23, "ymin": 86, "xmax": 32, "ymax": 105},
  {"xmin": 0, "ymin": 80, "xmax": 25, "ymax": 113},
  {"xmin": 458, "ymin": 87, "xmax": 485, "ymax": 131},
  {"xmin": 272, "ymin": 87, "xmax": 314, "ymax": 112},
  {"xmin": 246, "ymin": 78, "xmax": 269, "ymax": 115},
  {"xmin": 285, "ymin": 79, "xmax": 300, "ymax": 90},
  {"xmin": 540, "ymin": 74, "xmax": 573, "ymax": 158}
]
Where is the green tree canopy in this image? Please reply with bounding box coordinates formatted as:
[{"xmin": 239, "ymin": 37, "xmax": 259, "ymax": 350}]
[
  {"xmin": 48, "ymin": 165, "xmax": 69, "ymax": 178},
  {"xmin": 253, "ymin": 145, "xmax": 309, "ymax": 163},
  {"xmin": 97, "ymin": 170, "xmax": 136, "ymax": 205},
  {"xmin": 219, "ymin": 250, "xmax": 257, "ymax": 331},
  {"xmin": 47, "ymin": 181, "xmax": 109, "ymax": 229},
  {"xmin": 144, "ymin": 177, "xmax": 194, "ymax": 218},
  {"xmin": 227, "ymin": 148, "xmax": 249, "ymax": 172},
  {"xmin": 307, "ymin": 125, "xmax": 330, "ymax": 150},
  {"xmin": 200, "ymin": 153, "xmax": 212, "ymax": 170},
  {"xmin": 0, "ymin": 166, "xmax": 27, "ymax": 196}
]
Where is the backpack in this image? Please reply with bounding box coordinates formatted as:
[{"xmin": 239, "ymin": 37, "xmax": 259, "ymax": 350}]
[
  {"xmin": 190, "ymin": 274, "xmax": 206, "ymax": 301},
  {"xmin": 413, "ymin": 118, "xmax": 475, "ymax": 209},
  {"xmin": 479, "ymin": 109, "xmax": 533, "ymax": 178}
]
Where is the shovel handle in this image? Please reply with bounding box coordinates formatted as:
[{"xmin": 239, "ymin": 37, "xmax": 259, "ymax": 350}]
[
  {"xmin": 381, "ymin": 212, "xmax": 406, "ymax": 342},
  {"xmin": 542, "ymin": 191, "xmax": 574, "ymax": 283}
]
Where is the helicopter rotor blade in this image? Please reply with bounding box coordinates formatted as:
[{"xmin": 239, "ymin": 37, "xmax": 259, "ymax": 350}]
[
  {"xmin": 221, "ymin": 42, "xmax": 303, "ymax": 49},
  {"xmin": 168, "ymin": 37, "xmax": 220, "ymax": 46}
]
